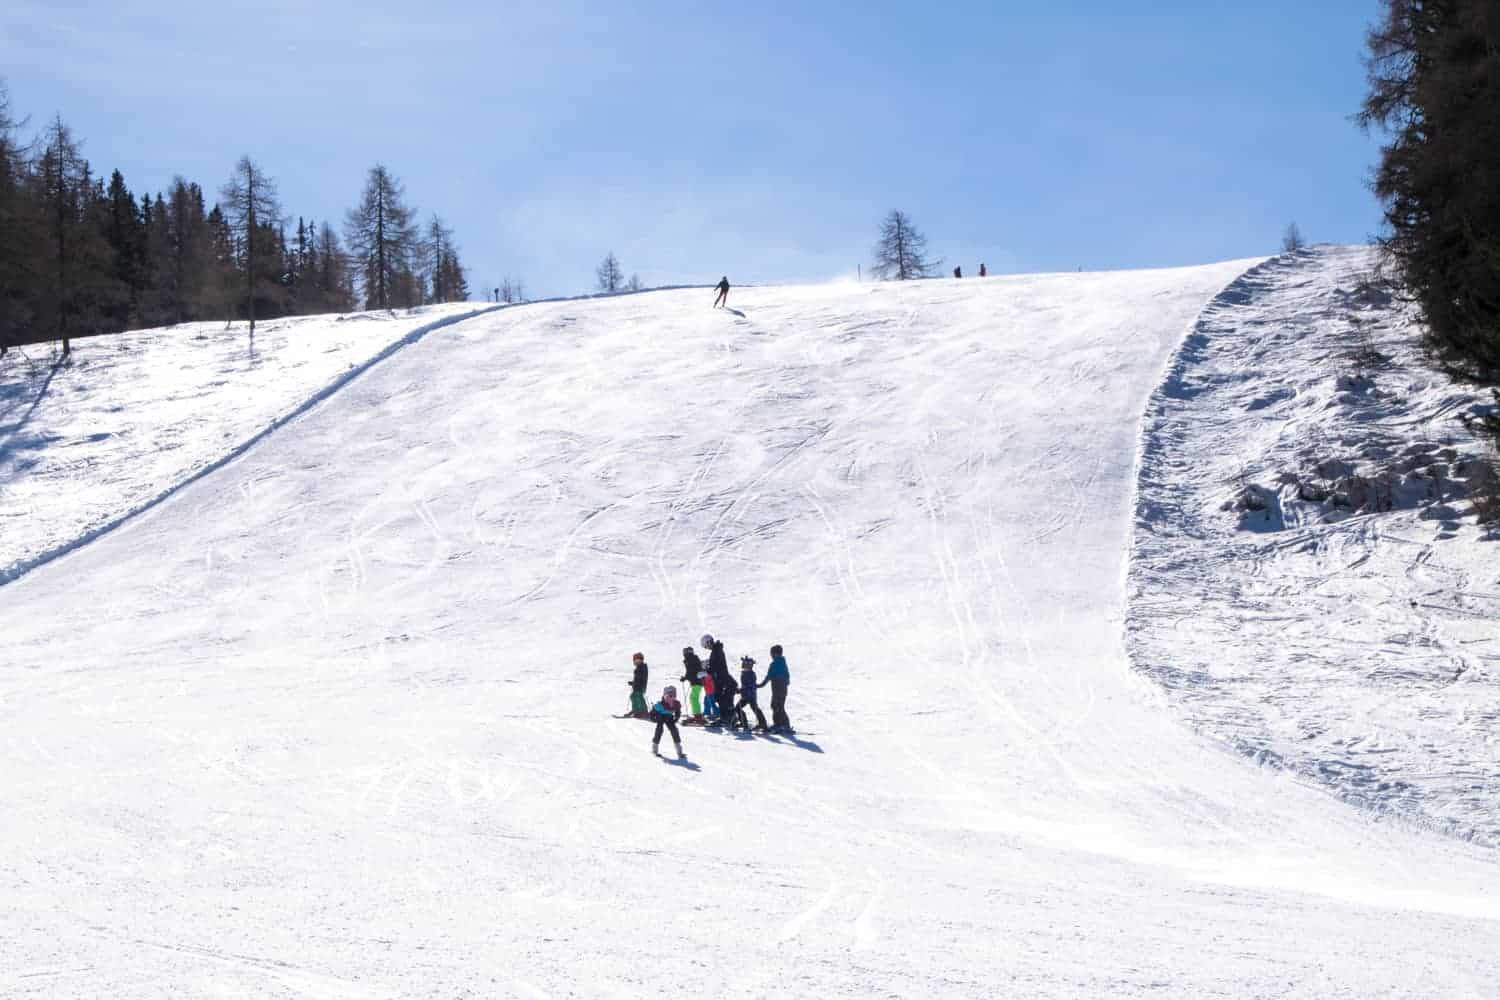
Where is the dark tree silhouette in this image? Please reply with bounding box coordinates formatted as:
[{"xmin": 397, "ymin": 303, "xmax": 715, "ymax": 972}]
[
  {"xmin": 596, "ymin": 251, "xmax": 623, "ymax": 293},
  {"xmin": 219, "ymin": 155, "xmax": 282, "ymax": 335},
  {"xmin": 1359, "ymin": 0, "xmax": 1500, "ymax": 383},
  {"xmin": 871, "ymin": 209, "xmax": 938, "ymax": 281}
]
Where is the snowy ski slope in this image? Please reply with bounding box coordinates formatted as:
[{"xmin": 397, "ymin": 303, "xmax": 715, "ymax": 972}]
[
  {"xmin": 0, "ymin": 303, "xmax": 494, "ymax": 583},
  {"xmin": 1131, "ymin": 246, "xmax": 1500, "ymax": 848},
  {"xmin": 2, "ymin": 265, "xmax": 1499, "ymax": 998}
]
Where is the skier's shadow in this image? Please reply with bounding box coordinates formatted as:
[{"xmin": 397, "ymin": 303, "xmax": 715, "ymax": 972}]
[
  {"xmin": 724, "ymin": 307, "xmax": 746, "ymax": 318},
  {"xmin": 662, "ymin": 756, "xmax": 701, "ymax": 771}
]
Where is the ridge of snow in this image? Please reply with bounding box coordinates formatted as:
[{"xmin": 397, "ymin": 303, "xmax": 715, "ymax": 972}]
[
  {"xmin": 1129, "ymin": 244, "xmax": 1500, "ymax": 846},
  {"xmin": 0, "ymin": 304, "xmax": 502, "ymax": 586}
]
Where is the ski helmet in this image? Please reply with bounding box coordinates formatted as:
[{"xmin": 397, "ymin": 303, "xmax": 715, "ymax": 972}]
[
  {"xmin": 700, "ymin": 633, "xmax": 715, "ymax": 649},
  {"xmin": 664, "ymin": 685, "xmax": 677, "ymax": 698},
  {"xmin": 741, "ymin": 655, "xmax": 756, "ymax": 668}
]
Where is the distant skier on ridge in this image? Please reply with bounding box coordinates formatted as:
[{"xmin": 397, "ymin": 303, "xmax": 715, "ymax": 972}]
[{"xmin": 713, "ymin": 276, "xmax": 730, "ymax": 309}]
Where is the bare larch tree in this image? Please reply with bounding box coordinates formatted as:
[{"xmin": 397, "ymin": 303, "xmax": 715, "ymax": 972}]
[
  {"xmin": 872, "ymin": 209, "xmax": 938, "ymax": 281},
  {"xmin": 219, "ymin": 156, "xmax": 282, "ymax": 336},
  {"xmin": 345, "ymin": 165, "xmax": 418, "ymax": 310},
  {"xmin": 596, "ymin": 252, "xmax": 624, "ymax": 293}
]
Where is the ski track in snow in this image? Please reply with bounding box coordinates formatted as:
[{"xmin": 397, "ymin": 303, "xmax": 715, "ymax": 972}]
[
  {"xmin": 1129, "ymin": 245, "xmax": 1500, "ymax": 847},
  {"xmin": 2, "ymin": 264, "xmax": 1500, "ymax": 997}
]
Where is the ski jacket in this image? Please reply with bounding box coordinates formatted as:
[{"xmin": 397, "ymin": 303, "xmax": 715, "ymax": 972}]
[
  {"xmin": 717, "ymin": 671, "xmax": 739, "ymax": 700},
  {"xmin": 707, "ymin": 641, "xmax": 728, "ymax": 677},
  {"xmin": 739, "ymin": 667, "xmax": 760, "ymax": 701},
  {"xmin": 630, "ymin": 661, "xmax": 648, "ymax": 693},
  {"xmin": 682, "ymin": 650, "xmax": 705, "ymax": 686},
  {"xmin": 762, "ymin": 656, "xmax": 790, "ymax": 686},
  {"xmin": 702, "ymin": 671, "xmax": 716, "ymax": 696},
  {"xmin": 651, "ymin": 695, "xmax": 682, "ymax": 722}
]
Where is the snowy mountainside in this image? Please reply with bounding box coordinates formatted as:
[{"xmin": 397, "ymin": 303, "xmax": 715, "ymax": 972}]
[
  {"xmin": 0, "ymin": 303, "xmax": 493, "ymax": 582},
  {"xmin": 1130, "ymin": 244, "xmax": 1500, "ymax": 845},
  {"xmin": 3, "ymin": 266, "xmax": 1500, "ymax": 997}
]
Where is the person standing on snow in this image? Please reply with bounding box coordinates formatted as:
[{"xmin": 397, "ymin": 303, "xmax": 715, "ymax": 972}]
[
  {"xmin": 650, "ymin": 686, "xmax": 685, "ymax": 757},
  {"xmin": 979, "ymin": 263, "xmax": 988, "ymax": 277},
  {"xmin": 712, "ymin": 276, "xmax": 730, "ymax": 309},
  {"xmin": 953, "ymin": 266, "xmax": 962, "ymax": 279},
  {"xmin": 736, "ymin": 656, "xmax": 770, "ymax": 732},
  {"xmin": 701, "ymin": 634, "xmax": 736, "ymax": 728},
  {"xmin": 627, "ymin": 652, "xmax": 650, "ymax": 718},
  {"xmin": 760, "ymin": 644, "xmax": 794, "ymax": 734},
  {"xmin": 681, "ymin": 646, "xmax": 707, "ymax": 723}
]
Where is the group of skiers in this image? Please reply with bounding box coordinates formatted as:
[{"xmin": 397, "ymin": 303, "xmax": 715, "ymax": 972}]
[
  {"xmin": 624, "ymin": 634, "xmax": 794, "ymax": 757},
  {"xmin": 953, "ymin": 263, "xmax": 988, "ymax": 279}
]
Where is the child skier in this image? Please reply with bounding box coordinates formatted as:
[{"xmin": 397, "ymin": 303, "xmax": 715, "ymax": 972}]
[
  {"xmin": 736, "ymin": 656, "xmax": 770, "ymax": 732},
  {"xmin": 627, "ymin": 652, "xmax": 649, "ymax": 718},
  {"xmin": 760, "ymin": 644, "xmax": 793, "ymax": 734},
  {"xmin": 702, "ymin": 661, "xmax": 719, "ymax": 722},
  {"xmin": 650, "ymin": 685, "xmax": 685, "ymax": 757},
  {"xmin": 681, "ymin": 646, "xmax": 707, "ymax": 724}
]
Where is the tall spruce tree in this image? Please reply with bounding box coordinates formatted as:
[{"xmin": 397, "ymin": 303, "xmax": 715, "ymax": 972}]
[
  {"xmin": 1359, "ymin": 0, "xmax": 1500, "ymax": 382},
  {"xmin": 423, "ymin": 215, "xmax": 467, "ymax": 303},
  {"xmin": 345, "ymin": 165, "xmax": 418, "ymax": 310},
  {"xmin": 219, "ymin": 155, "xmax": 282, "ymax": 335},
  {"xmin": 312, "ymin": 221, "xmax": 355, "ymax": 313},
  {"xmin": 0, "ymin": 79, "xmax": 32, "ymax": 353}
]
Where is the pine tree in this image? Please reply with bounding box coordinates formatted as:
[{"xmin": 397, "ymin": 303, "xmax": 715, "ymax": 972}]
[
  {"xmin": 871, "ymin": 210, "xmax": 938, "ymax": 281},
  {"xmin": 204, "ymin": 204, "xmax": 237, "ymax": 326},
  {"xmin": 423, "ymin": 215, "xmax": 467, "ymax": 304},
  {"xmin": 1360, "ymin": 0, "xmax": 1500, "ymax": 382},
  {"xmin": 219, "ymin": 155, "xmax": 282, "ymax": 335},
  {"xmin": 345, "ymin": 165, "xmax": 418, "ymax": 310},
  {"xmin": 316, "ymin": 221, "xmax": 356, "ymax": 313},
  {"xmin": 596, "ymin": 252, "xmax": 623, "ymax": 293},
  {"xmin": 0, "ymin": 79, "xmax": 34, "ymax": 354},
  {"xmin": 33, "ymin": 116, "xmax": 99, "ymax": 355},
  {"xmin": 164, "ymin": 178, "xmax": 211, "ymax": 324},
  {"xmin": 103, "ymin": 169, "xmax": 142, "ymax": 328}
]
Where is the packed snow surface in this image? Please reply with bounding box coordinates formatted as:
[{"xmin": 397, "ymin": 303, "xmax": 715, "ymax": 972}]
[
  {"xmin": 3, "ymin": 265, "xmax": 1499, "ymax": 997},
  {"xmin": 0, "ymin": 303, "xmax": 492, "ymax": 582},
  {"xmin": 1130, "ymin": 246, "xmax": 1500, "ymax": 846}
]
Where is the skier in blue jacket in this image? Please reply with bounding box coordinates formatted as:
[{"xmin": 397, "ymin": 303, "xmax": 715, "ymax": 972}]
[{"xmin": 760, "ymin": 644, "xmax": 793, "ymax": 734}]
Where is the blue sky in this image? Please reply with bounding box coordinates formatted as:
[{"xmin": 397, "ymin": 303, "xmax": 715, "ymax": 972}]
[{"xmin": 2, "ymin": 1, "xmax": 1384, "ymax": 298}]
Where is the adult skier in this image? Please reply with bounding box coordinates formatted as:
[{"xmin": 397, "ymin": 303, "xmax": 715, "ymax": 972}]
[
  {"xmin": 701, "ymin": 634, "xmax": 736, "ymax": 727},
  {"xmin": 650, "ymin": 686, "xmax": 685, "ymax": 757},
  {"xmin": 627, "ymin": 652, "xmax": 649, "ymax": 718},
  {"xmin": 979, "ymin": 263, "xmax": 988, "ymax": 277},
  {"xmin": 761, "ymin": 644, "xmax": 793, "ymax": 734},
  {"xmin": 712, "ymin": 276, "xmax": 730, "ymax": 309}
]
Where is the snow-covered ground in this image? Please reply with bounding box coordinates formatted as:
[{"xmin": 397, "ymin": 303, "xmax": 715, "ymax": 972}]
[
  {"xmin": 3, "ymin": 266, "xmax": 1500, "ymax": 997},
  {"xmin": 0, "ymin": 303, "xmax": 494, "ymax": 582},
  {"xmin": 1129, "ymin": 244, "xmax": 1500, "ymax": 846}
]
